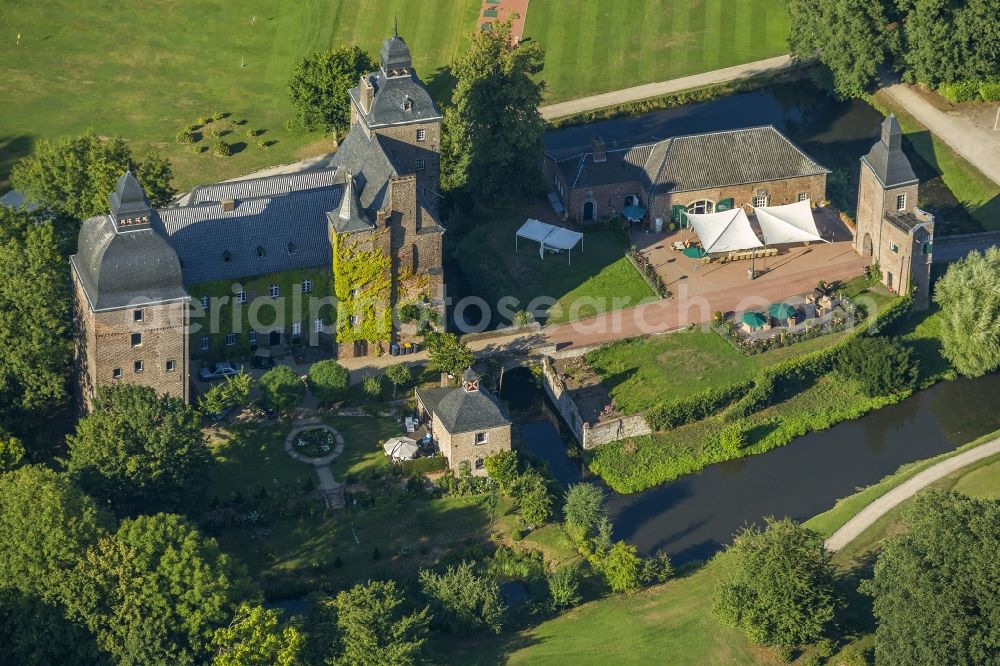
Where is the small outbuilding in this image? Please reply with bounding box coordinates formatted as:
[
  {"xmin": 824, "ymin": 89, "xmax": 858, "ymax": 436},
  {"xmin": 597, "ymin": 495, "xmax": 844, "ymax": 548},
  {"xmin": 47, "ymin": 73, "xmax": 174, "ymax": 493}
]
[{"xmin": 415, "ymin": 369, "xmax": 512, "ymax": 476}]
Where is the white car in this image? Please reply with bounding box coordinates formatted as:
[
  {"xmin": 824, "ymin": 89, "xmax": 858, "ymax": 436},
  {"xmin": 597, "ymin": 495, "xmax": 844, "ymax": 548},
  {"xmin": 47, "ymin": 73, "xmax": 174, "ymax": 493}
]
[{"xmin": 199, "ymin": 361, "xmax": 238, "ymax": 381}]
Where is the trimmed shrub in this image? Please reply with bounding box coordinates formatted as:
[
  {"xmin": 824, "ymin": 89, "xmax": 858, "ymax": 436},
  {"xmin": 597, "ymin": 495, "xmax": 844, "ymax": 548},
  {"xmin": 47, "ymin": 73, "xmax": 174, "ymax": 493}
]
[
  {"xmin": 175, "ymin": 129, "xmax": 195, "ymax": 144},
  {"xmin": 212, "ymin": 140, "xmax": 232, "ymax": 157},
  {"xmin": 938, "ymin": 81, "xmax": 980, "ymax": 103},
  {"xmin": 980, "ymin": 81, "xmax": 1000, "ymax": 102}
]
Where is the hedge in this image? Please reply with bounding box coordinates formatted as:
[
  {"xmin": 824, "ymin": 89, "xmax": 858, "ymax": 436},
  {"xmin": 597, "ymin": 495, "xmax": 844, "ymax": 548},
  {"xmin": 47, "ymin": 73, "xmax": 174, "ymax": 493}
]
[
  {"xmin": 647, "ymin": 381, "xmax": 753, "ymax": 430},
  {"xmin": 980, "ymin": 81, "xmax": 1000, "ymax": 102},
  {"xmin": 400, "ymin": 455, "xmax": 447, "ymax": 475}
]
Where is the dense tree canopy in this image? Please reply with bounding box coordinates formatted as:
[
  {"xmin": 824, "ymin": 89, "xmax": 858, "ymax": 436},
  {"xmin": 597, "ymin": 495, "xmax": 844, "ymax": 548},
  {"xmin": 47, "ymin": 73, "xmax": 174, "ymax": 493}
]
[
  {"xmin": 563, "ymin": 483, "xmax": 607, "ymax": 542},
  {"xmin": 864, "ymin": 490, "xmax": 1000, "ymax": 665},
  {"xmin": 199, "ymin": 371, "xmax": 253, "ymax": 417},
  {"xmin": 836, "ymin": 336, "xmax": 918, "ymax": 397},
  {"xmin": 601, "ymin": 541, "xmax": 642, "ymax": 594},
  {"xmin": 419, "ymin": 561, "xmax": 506, "ymax": 635},
  {"xmin": 307, "ymin": 359, "xmax": 350, "ymax": 402},
  {"xmin": 440, "ymin": 17, "xmax": 545, "ymax": 202},
  {"xmin": 327, "ymin": 580, "xmax": 430, "ymax": 666},
  {"xmin": 10, "ymin": 131, "xmax": 174, "ymax": 223},
  {"xmin": 67, "ymin": 384, "xmax": 212, "ymax": 515},
  {"xmin": 288, "ymin": 46, "xmax": 373, "ymax": 133},
  {"xmin": 713, "ymin": 517, "xmax": 837, "ymax": 647},
  {"xmin": 933, "ymin": 247, "xmax": 1000, "ymax": 377},
  {"xmin": 210, "ymin": 603, "xmax": 304, "ymax": 666},
  {"xmin": 424, "ymin": 332, "xmax": 475, "ymax": 379},
  {"xmin": 0, "ymin": 207, "xmax": 72, "ymax": 434},
  {"xmin": 259, "ymin": 365, "xmax": 306, "ymax": 414},
  {"xmin": 900, "ymin": 0, "xmax": 1000, "ymax": 86},
  {"xmin": 65, "ymin": 513, "xmax": 249, "ymax": 666},
  {"xmin": 0, "ymin": 589, "xmax": 106, "ymax": 666}
]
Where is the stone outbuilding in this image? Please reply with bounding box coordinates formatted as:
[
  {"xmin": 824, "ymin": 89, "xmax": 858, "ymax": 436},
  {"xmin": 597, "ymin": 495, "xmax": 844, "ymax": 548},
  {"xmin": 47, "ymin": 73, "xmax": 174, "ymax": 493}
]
[{"xmin": 415, "ymin": 369, "xmax": 512, "ymax": 476}]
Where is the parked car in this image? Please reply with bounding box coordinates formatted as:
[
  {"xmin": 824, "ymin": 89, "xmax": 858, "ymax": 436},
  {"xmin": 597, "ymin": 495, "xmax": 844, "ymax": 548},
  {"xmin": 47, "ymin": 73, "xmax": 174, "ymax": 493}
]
[{"xmin": 199, "ymin": 361, "xmax": 238, "ymax": 381}]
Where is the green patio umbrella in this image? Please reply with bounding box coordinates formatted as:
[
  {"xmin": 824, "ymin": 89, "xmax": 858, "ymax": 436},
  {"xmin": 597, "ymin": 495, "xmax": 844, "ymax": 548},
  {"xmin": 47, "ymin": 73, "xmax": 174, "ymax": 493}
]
[
  {"xmin": 741, "ymin": 311, "xmax": 768, "ymax": 328},
  {"xmin": 622, "ymin": 204, "xmax": 647, "ymax": 220},
  {"xmin": 682, "ymin": 246, "xmax": 706, "ymax": 259},
  {"xmin": 768, "ymin": 302, "xmax": 797, "ymax": 321}
]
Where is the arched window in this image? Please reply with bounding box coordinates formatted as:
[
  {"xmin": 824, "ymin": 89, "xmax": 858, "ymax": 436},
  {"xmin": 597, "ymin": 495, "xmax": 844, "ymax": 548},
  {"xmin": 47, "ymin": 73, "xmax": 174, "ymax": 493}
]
[{"xmin": 687, "ymin": 200, "xmax": 714, "ymax": 215}]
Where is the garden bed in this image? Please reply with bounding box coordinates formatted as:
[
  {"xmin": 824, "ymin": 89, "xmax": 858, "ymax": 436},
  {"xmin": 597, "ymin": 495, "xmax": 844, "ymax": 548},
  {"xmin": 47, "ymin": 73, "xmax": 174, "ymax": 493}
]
[{"xmin": 293, "ymin": 426, "xmax": 337, "ymax": 457}]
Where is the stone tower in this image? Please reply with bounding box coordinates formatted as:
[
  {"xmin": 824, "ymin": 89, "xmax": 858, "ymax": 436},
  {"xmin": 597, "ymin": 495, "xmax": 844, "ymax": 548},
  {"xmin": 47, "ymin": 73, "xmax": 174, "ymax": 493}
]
[
  {"xmin": 70, "ymin": 172, "xmax": 191, "ymax": 407},
  {"xmin": 855, "ymin": 115, "xmax": 935, "ymax": 309},
  {"xmin": 348, "ymin": 24, "xmax": 443, "ymax": 202}
]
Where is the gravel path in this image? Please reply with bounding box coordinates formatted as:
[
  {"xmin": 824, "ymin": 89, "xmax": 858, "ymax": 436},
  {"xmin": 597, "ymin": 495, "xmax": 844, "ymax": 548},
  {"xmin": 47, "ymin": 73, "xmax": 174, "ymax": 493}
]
[{"xmin": 824, "ymin": 437, "xmax": 1000, "ymax": 551}]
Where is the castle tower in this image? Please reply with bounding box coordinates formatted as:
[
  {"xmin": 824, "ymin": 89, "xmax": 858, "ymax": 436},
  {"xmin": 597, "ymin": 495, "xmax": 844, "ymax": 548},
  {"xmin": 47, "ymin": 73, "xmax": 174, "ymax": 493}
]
[
  {"xmin": 348, "ymin": 25, "xmax": 443, "ymax": 199},
  {"xmin": 855, "ymin": 115, "xmax": 935, "ymax": 309},
  {"xmin": 70, "ymin": 172, "xmax": 191, "ymax": 407}
]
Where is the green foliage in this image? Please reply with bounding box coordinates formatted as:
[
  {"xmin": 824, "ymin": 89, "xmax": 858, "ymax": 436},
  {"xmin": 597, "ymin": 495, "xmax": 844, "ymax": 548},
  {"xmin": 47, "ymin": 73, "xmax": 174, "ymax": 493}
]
[
  {"xmin": 361, "ymin": 373, "xmax": 383, "ymax": 399},
  {"xmin": 0, "ymin": 207, "xmax": 72, "ymax": 427},
  {"xmin": 901, "ymin": 0, "xmax": 1000, "ymax": 87},
  {"xmin": 713, "ymin": 517, "xmax": 836, "ymax": 647},
  {"xmin": 718, "ymin": 422, "xmax": 748, "ymax": 457},
  {"xmin": 938, "ymin": 80, "xmax": 982, "ymax": 103},
  {"xmin": 512, "ymin": 309, "xmax": 535, "ymax": 326},
  {"xmin": 547, "ymin": 565, "xmax": 583, "ymax": 611},
  {"xmin": 862, "ymin": 490, "xmax": 1000, "ymax": 665},
  {"xmin": 332, "ymin": 232, "xmax": 392, "ymax": 344},
  {"xmin": 562, "ymin": 482, "xmax": 607, "ymax": 542},
  {"xmin": 835, "ymin": 337, "xmax": 918, "ymax": 397},
  {"xmin": 258, "ymin": 365, "xmax": 305, "ymax": 415},
  {"xmin": 980, "ymin": 80, "xmax": 1000, "ymax": 101},
  {"xmin": 640, "ymin": 550, "xmax": 675, "ymax": 586},
  {"xmin": 307, "ymin": 359, "xmax": 349, "ymax": 402},
  {"xmin": 176, "ymin": 128, "xmax": 197, "ymax": 144},
  {"xmin": 212, "ymin": 140, "xmax": 232, "ymax": 157},
  {"xmin": 934, "ymin": 248, "xmax": 1000, "ymax": 377},
  {"xmin": 200, "ymin": 371, "xmax": 253, "ymax": 415},
  {"xmin": 399, "ymin": 455, "xmax": 447, "ymax": 475},
  {"xmin": 418, "ymin": 561, "xmax": 506, "ymax": 635},
  {"xmin": 513, "ymin": 469, "xmax": 553, "ymax": 528},
  {"xmin": 65, "ymin": 513, "xmax": 249, "ymax": 665},
  {"xmin": 327, "ymin": 580, "xmax": 430, "ymax": 666},
  {"xmin": 0, "ymin": 434, "xmax": 25, "ymax": 471},
  {"xmin": 424, "ymin": 332, "xmax": 475, "ymax": 378},
  {"xmin": 67, "ymin": 384, "xmax": 211, "ymax": 516},
  {"xmin": 647, "ymin": 381, "xmax": 753, "ymax": 429},
  {"xmin": 385, "ymin": 363, "xmax": 412, "ymax": 398},
  {"xmin": 287, "ymin": 46, "xmax": 373, "ymax": 133},
  {"xmin": 0, "ymin": 465, "xmax": 108, "ymax": 601},
  {"xmin": 11, "ymin": 130, "xmax": 174, "ymax": 220},
  {"xmin": 0, "ymin": 588, "xmax": 106, "ymax": 665},
  {"xmin": 440, "ymin": 17, "xmax": 545, "ymax": 202},
  {"xmin": 483, "ymin": 450, "xmax": 519, "ymax": 492},
  {"xmin": 601, "ymin": 541, "xmax": 642, "ymax": 594},
  {"xmin": 210, "ymin": 603, "xmax": 304, "ymax": 666}
]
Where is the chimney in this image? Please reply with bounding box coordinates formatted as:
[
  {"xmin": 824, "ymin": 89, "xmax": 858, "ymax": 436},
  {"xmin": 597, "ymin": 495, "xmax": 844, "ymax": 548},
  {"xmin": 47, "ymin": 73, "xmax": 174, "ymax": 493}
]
[
  {"xmin": 360, "ymin": 74, "xmax": 375, "ymax": 113},
  {"xmin": 592, "ymin": 136, "xmax": 607, "ymax": 163},
  {"xmin": 221, "ymin": 198, "xmax": 235, "ymax": 213}
]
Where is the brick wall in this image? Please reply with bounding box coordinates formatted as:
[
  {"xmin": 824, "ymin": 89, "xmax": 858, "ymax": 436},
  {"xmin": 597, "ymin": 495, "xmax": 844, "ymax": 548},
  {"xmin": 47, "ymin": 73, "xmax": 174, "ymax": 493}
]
[
  {"xmin": 583, "ymin": 414, "xmax": 652, "ymax": 449},
  {"xmin": 375, "ymin": 121, "xmax": 441, "ymax": 201}
]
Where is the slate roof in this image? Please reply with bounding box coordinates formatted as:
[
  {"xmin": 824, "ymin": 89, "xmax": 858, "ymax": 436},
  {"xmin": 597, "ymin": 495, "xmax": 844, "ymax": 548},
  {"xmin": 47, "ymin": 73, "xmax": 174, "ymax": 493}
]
[
  {"xmin": 348, "ymin": 70, "xmax": 441, "ymax": 128},
  {"xmin": 551, "ymin": 126, "xmax": 830, "ymax": 196},
  {"xmin": 327, "ymin": 173, "xmax": 373, "ymax": 234},
  {"xmin": 72, "ymin": 214, "xmax": 188, "ymax": 311},
  {"xmin": 325, "ymin": 122, "xmax": 400, "ymax": 217},
  {"xmin": 862, "ymin": 115, "xmax": 918, "ymax": 188},
  {"xmin": 109, "ymin": 170, "xmax": 151, "ymax": 219},
  {"xmin": 380, "ymin": 30, "xmax": 413, "ymax": 71},
  {"xmin": 154, "ymin": 173, "xmax": 340, "ymax": 285},
  {"xmin": 417, "ymin": 384, "xmax": 511, "ymax": 434}
]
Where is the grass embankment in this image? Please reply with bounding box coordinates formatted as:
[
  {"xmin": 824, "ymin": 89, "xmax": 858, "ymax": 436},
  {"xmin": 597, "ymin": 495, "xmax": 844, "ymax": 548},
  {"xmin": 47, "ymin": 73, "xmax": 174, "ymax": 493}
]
[
  {"xmin": 0, "ymin": 0, "xmax": 480, "ymax": 190},
  {"xmin": 868, "ymin": 91, "xmax": 1000, "ymax": 234},
  {"xmin": 454, "ymin": 212, "xmax": 654, "ymax": 325},
  {"xmin": 524, "ymin": 0, "xmax": 790, "ymax": 104}
]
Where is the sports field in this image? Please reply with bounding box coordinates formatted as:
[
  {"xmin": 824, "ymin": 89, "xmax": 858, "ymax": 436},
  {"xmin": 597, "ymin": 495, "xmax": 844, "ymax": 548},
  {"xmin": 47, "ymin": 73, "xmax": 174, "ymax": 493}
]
[{"xmin": 523, "ymin": 0, "xmax": 791, "ymax": 102}]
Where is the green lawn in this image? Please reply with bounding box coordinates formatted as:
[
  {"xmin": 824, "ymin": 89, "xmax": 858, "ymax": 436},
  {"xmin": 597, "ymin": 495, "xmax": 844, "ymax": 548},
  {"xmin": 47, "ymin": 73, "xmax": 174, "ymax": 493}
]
[
  {"xmin": 454, "ymin": 211, "xmax": 655, "ymax": 325},
  {"xmin": 0, "ymin": 0, "xmax": 480, "ymax": 190},
  {"xmin": 323, "ymin": 414, "xmax": 400, "ymax": 480},
  {"xmin": 208, "ymin": 421, "xmax": 313, "ymax": 501},
  {"xmin": 524, "ymin": 0, "xmax": 791, "ymax": 103}
]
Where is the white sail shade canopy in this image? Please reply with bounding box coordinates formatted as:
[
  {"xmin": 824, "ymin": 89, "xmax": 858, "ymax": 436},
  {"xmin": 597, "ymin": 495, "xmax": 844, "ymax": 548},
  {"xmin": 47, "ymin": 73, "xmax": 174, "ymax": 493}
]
[
  {"xmin": 515, "ymin": 219, "xmax": 584, "ymax": 264},
  {"xmin": 754, "ymin": 199, "xmax": 826, "ymax": 245},
  {"xmin": 686, "ymin": 208, "xmax": 763, "ymax": 254}
]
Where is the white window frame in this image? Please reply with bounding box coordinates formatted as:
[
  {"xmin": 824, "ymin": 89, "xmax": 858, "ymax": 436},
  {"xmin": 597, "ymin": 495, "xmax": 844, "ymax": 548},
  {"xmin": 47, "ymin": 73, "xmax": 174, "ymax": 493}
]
[
  {"xmin": 797, "ymin": 192, "xmax": 809, "ymax": 202},
  {"xmin": 200, "ymin": 336, "xmax": 210, "ymax": 351},
  {"xmin": 474, "ymin": 431, "xmax": 488, "ymax": 445},
  {"xmin": 200, "ymin": 295, "xmax": 210, "ymax": 311},
  {"xmin": 133, "ymin": 309, "xmax": 144, "ymax": 322},
  {"xmin": 415, "ymin": 158, "xmax": 426, "ymax": 171},
  {"xmin": 249, "ymin": 330, "xmax": 257, "ymax": 344},
  {"xmin": 687, "ymin": 199, "xmax": 715, "ymax": 215},
  {"xmin": 349, "ymin": 314, "xmax": 360, "ymax": 327},
  {"xmin": 889, "ymin": 241, "xmax": 899, "ymax": 253},
  {"xmin": 896, "ymin": 193, "xmax": 907, "ymax": 211},
  {"xmin": 134, "ymin": 360, "xmax": 144, "ymax": 374},
  {"xmin": 291, "ymin": 321, "xmax": 302, "ymax": 336},
  {"xmin": 166, "ymin": 359, "xmax": 176, "ymax": 372},
  {"xmin": 236, "ymin": 289, "xmax": 247, "ymax": 304},
  {"xmin": 112, "ymin": 368, "xmax": 122, "ymax": 379},
  {"xmin": 416, "ymin": 128, "xmax": 426, "ymax": 142},
  {"xmin": 269, "ymin": 284, "xmax": 279, "ymax": 299},
  {"xmin": 131, "ymin": 332, "xmax": 142, "ymax": 348},
  {"xmin": 226, "ymin": 332, "xmax": 237, "ymax": 346},
  {"xmin": 752, "ymin": 195, "xmax": 769, "ymax": 208},
  {"xmin": 301, "ymin": 279, "xmax": 313, "ymax": 294},
  {"xmin": 314, "ymin": 318, "xmax": 323, "ymax": 333}
]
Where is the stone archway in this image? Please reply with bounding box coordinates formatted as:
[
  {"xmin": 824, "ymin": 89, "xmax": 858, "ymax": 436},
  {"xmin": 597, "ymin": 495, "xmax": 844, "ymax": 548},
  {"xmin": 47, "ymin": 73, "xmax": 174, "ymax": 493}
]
[
  {"xmin": 582, "ymin": 200, "xmax": 595, "ymax": 220},
  {"xmin": 862, "ymin": 233, "xmax": 873, "ymax": 257}
]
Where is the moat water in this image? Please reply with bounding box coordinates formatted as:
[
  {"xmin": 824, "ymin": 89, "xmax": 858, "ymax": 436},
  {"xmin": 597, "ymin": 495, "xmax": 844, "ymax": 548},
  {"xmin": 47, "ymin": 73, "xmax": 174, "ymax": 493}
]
[{"xmin": 500, "ymin": 367, "xmax": 1000, "ymax": 563}]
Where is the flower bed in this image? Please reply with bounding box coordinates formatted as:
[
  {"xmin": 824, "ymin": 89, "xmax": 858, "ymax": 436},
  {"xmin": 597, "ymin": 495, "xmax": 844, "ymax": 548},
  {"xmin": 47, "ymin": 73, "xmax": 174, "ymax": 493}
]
[
  {"xmin": 293, "ymin": 427, "xmax": 336, "ymax": 457},
  {"xmin": 626, "ymin": 248, "xmax": 670, "ymax": 299}
]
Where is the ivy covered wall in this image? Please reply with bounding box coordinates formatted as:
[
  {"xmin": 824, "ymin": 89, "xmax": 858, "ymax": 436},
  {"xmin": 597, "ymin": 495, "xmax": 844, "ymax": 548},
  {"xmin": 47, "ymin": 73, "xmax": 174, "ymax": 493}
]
[
  {"xmin": 332, "ymin": 230, "xmax": 393, "ymax": 345},
  {"xmin": 186, "ymin": 266, "xmax": 334, "ymax": 361}
]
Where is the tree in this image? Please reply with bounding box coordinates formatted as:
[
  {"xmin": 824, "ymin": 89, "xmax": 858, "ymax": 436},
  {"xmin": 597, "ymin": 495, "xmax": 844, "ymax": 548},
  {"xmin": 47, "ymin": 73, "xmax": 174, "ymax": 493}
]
[
  {"xmin": 67, "ymin": 383, "xmax": 212, "ymax": 515},
  {"xmin": 361, "ymin": 373, "xmax": 383, "ymax": 399},
  {"xmin": 713, "ymin": 517, "xmax": 837, "ymax": 647},
  {"xmin": 563, "ymin": 483, "xmax": 607, "ymax": 542},
  {"xmin": 10, "ymin": 130, "xmax": 174, "ymax": 222},
  {"xmin": 901, "ymin": 0, "xmax": 1000, "ymax": 87},
  {"xmin": 934, "ymin": 247, "xmax": 1000, "ymax": 377},
  {"xmin": 0, "ymin": 465, "xmax": 109, "ymax": 601},
  {"xmin": 786, "ymin": 0, "xmax": 892, "ymax": 98},
  {"xmin": 259, "ymin": 365, "xmax": 305, "ymax": 415},
  {"xmin": 602, "ymin": 541, "xmax": 642, "ymax": 594},
  {"xmin": 307, "ymin": 359, "xmax": 350, "ymax": 402},
  {"xmin": 328, "ymin": 580, "xmax": 430, "ymax": 666},
  {"xmin": 385, "ymin": 363, "xmax": 412, "ymax": 398},
  {"xmin": 0, "ymin": 588, "xmax": 107, "ymax": 666},
  {"xmin": 65, "ymin": 513, "xmax": 250, "ymax": 666},
  {"xmin": 288, "ymin": 46, "xmax": 374, "ymax": 133},
  {"xmin": 0, "ymin": 206, "xmax": 72, "ymax": 432},
  {"xmin": 514, "ymin": 469, "xmax": 552, "ymax": 528},
  {"xmin": 484, "ymin": 450, "xmax": 519, "ymax": 491},
  {"xmin": 418, "ymin": 561, "xmax": 506, "ymax": 635},
  {"xmin": 0, "ymin": 432, "xmax": 25, "ymax": 471},
  {"xmin": 836, "ymin": 336, "xmax": 918, "ymax": 397},
  {"xmin": 546, "ymin": 565, "xmax": 582, "ymax": 611},
  {"xmin": 200, "ymin": 371, "xmax": 253, "ymax": 416},
  {"xmin": 424, "ymin": 332, "xmax": 475, "ymax": 379},
  {"xmin": 211, "ymin": 603, "xmax": 304, "ymax": 666},
  {"xmin": 440, "ymin": 17, "xmax": 545, "ymax": 202},
  {"xmin": 862, "ymin": 490, "xmax": 1000, "ymax": 665}
]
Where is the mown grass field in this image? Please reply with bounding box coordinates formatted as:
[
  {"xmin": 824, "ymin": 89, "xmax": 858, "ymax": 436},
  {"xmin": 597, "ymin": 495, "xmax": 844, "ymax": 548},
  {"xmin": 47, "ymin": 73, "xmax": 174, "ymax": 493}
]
[
  {"xmin": 523, "ymin": 0, "xmax": 791, "ymax": 103},
  {"xmin": 0, "ymin": 0, "xmax": 480, "ymax": 190}
]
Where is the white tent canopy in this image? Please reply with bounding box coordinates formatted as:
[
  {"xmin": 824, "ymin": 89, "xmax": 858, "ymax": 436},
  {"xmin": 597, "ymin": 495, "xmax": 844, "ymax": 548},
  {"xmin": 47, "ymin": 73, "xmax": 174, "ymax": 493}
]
[
  {"xmin": 515, "ymin": 219, "xmax": 584, "ymax": 265},
  {"xmin": 686, "ymin": 208, "xmax": 763, "ymax": 254},
  {"xmin": 754, "ymin": 199, "xmax": 827, "ymax": 245},
  {"xmin": 383, "ymin": 437, "xmax": 419, "ymax": 462}
]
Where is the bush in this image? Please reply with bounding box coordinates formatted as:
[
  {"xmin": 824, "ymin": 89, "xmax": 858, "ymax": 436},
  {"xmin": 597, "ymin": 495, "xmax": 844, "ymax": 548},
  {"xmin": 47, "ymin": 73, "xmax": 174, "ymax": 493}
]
[
  {"xmin": 647, "ymin": 381, "xmax": 753, "ymax": 429},
  {"xmin": 547, "ymin": 565, "xmax": 582, "ymax": 610},
  {"xmin": 191, "ymin": 145, "xmax": 205, "ymax": 155},
  {"xmin": 835, "ymin": 337, "xmax": 917, "ymax": 397},
  {"xmin": 483, "ymin": 450, "xmax": 518, "ymax": 492},
  {"xmin": 640, "ymin": 550, "xmax": 674, "ymax": 586},
  {"xmin": 419, "ymin": 561, "xmax": 506, "ymax": 634},
  {"xmin": 307, "ymin": 359, "xmax": 349, "ymax": 402},
  {"xmin": 399, "ymin": 303, "xmax": 421, "ymax": 323},
  {"xmin": 602, "ymin": 541, "xmax": 642, "ymax": 593},
  {"xmin": 718, "ymin": 422, "xmax": 748, "ymax": 456},
  {"xmin": 938, "ymin": 80, "xmax": 981, "ymax": 103},
  {"xmin": 175, "ymin": 129, "xmax": 195, "ymax": 144},
  {"xmin": 980, "ymin": 81, "xmax": 1000, "ymax": 101},
  {"xmin": 212, "ymin": 140, "xmax": 232, "ymax": 157},
  {"xmin": 258, "ymin": 365, "xmax": 305, "ymax": 414},
  {"xmin": 246, "ymin": 128, "xmax": 260, "ymax": 139},
  {"xmin": 563, "ymin": 483, "xmax": 607, "ymax": 542},
  {"xmin": 400, "ymin": 456, "xmax": 447, "ymax": 475},
  {"xmin": 361, "ymin": 374, "xmax": 383, "ymax": 399},
  {"xmin": 256, "ymin": 138, "xmax": 269, "ymax": 149}
]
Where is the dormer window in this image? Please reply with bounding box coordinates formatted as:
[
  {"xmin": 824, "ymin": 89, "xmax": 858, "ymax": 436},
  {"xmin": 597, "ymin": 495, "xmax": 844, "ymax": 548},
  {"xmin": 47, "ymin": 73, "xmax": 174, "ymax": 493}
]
[
  {"xmin": 403, "ymin": 96, "xmax": 413, "ymax": 111},
  {"xmin": 256, "ymin": 246, "xmax": 266, "ymax": 258}
]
